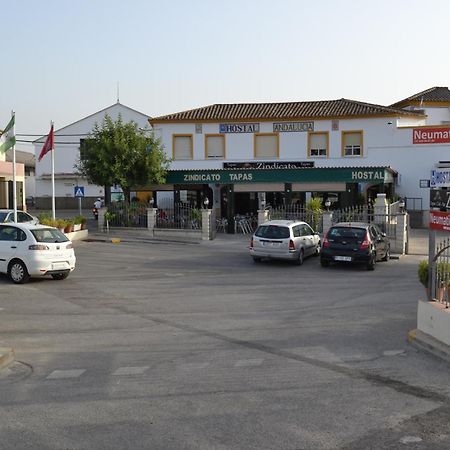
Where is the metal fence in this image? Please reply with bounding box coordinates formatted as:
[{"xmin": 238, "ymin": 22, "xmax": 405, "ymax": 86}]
[
  {"xmin": 430, "ymin": 237, "xmax": 450, "ymax": 307},
  {"xmin": 106, "ymin": 202, "xmax": 148, "ymax": 228},
  {"xmin": 155, "ymin": 201, "xmax": 202, "ymax": 230},
  {"xmin": 269, "ymin": 204, "xmax": 324, "ymax": 233}
]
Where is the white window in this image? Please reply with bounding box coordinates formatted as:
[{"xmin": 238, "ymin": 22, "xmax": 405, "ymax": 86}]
[
  {"xmin": 308, "ymin": 132, "xmax": 328, "ymax": 157},
  {"xmin": 173, "ymin": 135, "xmax": 193, "ymax": 160},
  {"xmin": 343, "ymin": 131, "xmax": 363, "ymax": 157},
  {"xmin": 205, "ymin": 134, "xmax": 225, "ymax": 159},
  {"xmin": 254, "ymin": 133, "xmax": 279, "ymax": 158}
]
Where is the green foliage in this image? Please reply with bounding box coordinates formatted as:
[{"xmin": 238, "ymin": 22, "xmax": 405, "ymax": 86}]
[
  {"xmin": 418, "ymin": 260, "xmax": 428, "ymax": 288},
  {"xmin": 74, "ymin": 215, "xmax": 87, "ymax": 225},
  {"xmin": 306, "ymin": 197, "xmax": 323, "ymax": 231},
  {"xmin": 104, "ymin": 211, "xmax": 116, "ymax": 222},
  {"xmin": 75, "ymin": 114, "xmax": 171, "ymax": 200}
]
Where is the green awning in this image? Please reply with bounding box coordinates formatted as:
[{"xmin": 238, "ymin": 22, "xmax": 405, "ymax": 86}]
[{"xmin": 165, "ymin": 167, "xmax": 395, "ymax": 185}]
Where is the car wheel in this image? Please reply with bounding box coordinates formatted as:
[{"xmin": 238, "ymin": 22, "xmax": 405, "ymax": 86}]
[
  {"xmin": 295, "ymin": 249, "xmax": 304, "ymax": 266},
  {"xmin": 9, "ymin": 260, "xmax": 30, "ymax": 284},
  {"xmin": 320, "ymin": 259, "xmax": 330, "ymax": 267},
  {"xmin": 366, "ymin": 254, "xmax": 376, "ymax": 271},
  {"xmin": 382, "ymin": 246, "xmax": 390, "ymax": 262},
  {"xmin": 51, "ymin": 272, "xmax": 70, "ymax": 280}
]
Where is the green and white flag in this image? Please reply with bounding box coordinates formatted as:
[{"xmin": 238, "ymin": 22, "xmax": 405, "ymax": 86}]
[{"xmin": 0, "ymin": 115, "xmax": 16, "ymax": 154}]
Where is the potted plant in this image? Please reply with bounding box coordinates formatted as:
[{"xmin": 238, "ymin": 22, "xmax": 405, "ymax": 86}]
[
  {"xmin": 56, "ymin": 219, "xmax": 67, "ymax": 233},
  {"xmin": 104, "ymin": 211, "xmax": 115, "ymax": 233},
  {"xmin": 418, "ymin": 260, "xmax": 429, "ymax": 298},
  {"xmin": 64, "ymin": 219, "xmax": 74, "ymax": 234},
  {"xmin": 73, "ymin": 216, "xmax": 84, "ymax": 231}
]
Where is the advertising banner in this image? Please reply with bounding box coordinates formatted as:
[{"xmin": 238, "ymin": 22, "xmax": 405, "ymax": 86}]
[{"xmin": 429, "ymin": 210, "xmax": 450, "ymax": 232}]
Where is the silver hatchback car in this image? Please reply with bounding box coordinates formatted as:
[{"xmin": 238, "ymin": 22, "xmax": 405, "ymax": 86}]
[{"xmin": 249, "ymin": 220, "xmax": 321, "ymax": 265}]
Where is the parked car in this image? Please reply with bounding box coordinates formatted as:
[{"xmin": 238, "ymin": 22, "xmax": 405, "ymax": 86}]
[
  {"xmin": 320, "ymin": 222, "xmax": 390, "ymax": 270},
  {"xmin": 0, "ymin": 223, "xmax": 76, "ymax": 284},
  {"xmin": 0, "ymin": 209, "xmax": 39, "ymax": 225},
  {"xmin": 25, "ymin": 196, "xmax": 35, "ymax": 207},
  {"xmin": 249, "ymin": 220, "xmax": 321, "ymax": 265}
]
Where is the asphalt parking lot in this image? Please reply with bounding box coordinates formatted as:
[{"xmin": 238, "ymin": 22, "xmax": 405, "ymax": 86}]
[{"xmin": 0, "ymin": 232, "xmax": 449, "ymax": 449}]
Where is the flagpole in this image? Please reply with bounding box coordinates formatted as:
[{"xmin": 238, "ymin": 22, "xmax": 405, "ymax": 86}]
[
  {"xmin": 51, "ymin": 120, "xmax": 55, "ymax": 221},
  {"xmin": 12, "ymin": 111, "xmax": 17, "ymax": 223}
]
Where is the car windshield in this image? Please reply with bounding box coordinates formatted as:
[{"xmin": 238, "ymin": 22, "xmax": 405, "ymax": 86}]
[
  {"xmin": 328, "ymin": 227, "xmax": 366, "ymax": 243},
  {"xmin": 0, "ymin": 212, "xmax": 7, "ymax": 222},
  {"xmin": 31, "ymin": 228, "xmax": 69, "ymax": 243},
  {"xmin": 255, "ymin": 225, "xmax": 290, "ymax": 239}
]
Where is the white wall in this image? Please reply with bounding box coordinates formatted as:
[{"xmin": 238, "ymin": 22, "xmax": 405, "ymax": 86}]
[
  {"xmin": 34, "ymin": 103, "xmax": 151, "ymax": 199},
  {"xmin": 154, "ymin": 113, "xmax": 450, "ymax": 210}
]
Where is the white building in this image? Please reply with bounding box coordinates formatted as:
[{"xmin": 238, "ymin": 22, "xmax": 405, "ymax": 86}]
[
  {"xmin": 33, "ymin": 102, "xmax": 151, "ymax": 209},
  {"xmin": 149, "ymin": 87, "xmax": 450, "ymax": 227}
]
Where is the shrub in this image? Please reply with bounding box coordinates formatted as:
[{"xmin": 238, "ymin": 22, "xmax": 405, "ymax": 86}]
[{"xmin": 418, "ymin": 260, "xmax": 428, "ymax": 288}]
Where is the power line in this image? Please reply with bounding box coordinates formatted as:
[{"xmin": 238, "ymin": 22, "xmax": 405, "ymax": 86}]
[
  {"xmin": 16, "ymin": 139, "xmax": 82, "ymax": 144},
  {"xmin": 16, "ymin": 133, "xmax": 90, "ymax": 137}
]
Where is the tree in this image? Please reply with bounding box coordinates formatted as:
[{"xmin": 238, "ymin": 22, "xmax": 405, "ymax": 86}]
[{"xmin": 76, "ymin": 114, "xmax": 170, "ymax": 202}]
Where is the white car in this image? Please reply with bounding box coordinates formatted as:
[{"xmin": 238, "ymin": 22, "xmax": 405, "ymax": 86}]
[
  {"xmin": 0, "ymin": 223, "xmax": 76, "ymax": 284},
  {"xmin": 0, "ymin": 209, "xmax": 39, "ymax": 225},
  {"xmin": 249, "ymin": 219, "xmax": 321, "ymax": 265}
]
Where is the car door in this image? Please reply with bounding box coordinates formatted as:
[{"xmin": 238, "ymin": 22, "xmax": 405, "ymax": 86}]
[
  {"xmin": 300, "ymin": 224, "xmax": 316, "ymax": 256},
  {"xmin": 0, "ymin": 225, "xmax": 21, "ymax": 273},
  {"xmin": 17, "ymin": 212, "xmax": 33, "ymax": 223}
]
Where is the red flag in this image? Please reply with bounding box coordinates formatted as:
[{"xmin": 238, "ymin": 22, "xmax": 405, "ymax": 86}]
[{"xmin": 38, "ymin": 124, "xmax": 54, "ymax": 162}]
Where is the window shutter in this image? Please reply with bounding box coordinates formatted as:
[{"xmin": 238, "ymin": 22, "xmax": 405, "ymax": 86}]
[
  {"xmin": 206, "ymin": 135, "xmax": 225, "ymax": 158},
  {"xmin": 255, "ymin": 134, "xmax": 278, "ymax": 158},
  {"xmin": 344, "ymin": 133, "xmax": 361, "ymax": 146},
  {"xmin": 174, "ymin": 136, "xmax": 192, "ymax": 160},
  {"xmin": 310, "ymin": 133, "xmax": 327, "ymax": 149}
]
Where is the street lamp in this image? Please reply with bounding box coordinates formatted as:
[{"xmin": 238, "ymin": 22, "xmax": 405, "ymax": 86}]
[
  {"xmin": 398, "ymin": 198, "xmax": 405, "ymax": 213},
  {"xmin": 203, "ymin": 197, "xmax": 209, "ymax": 209},
  {"xmin": 325, "ymin": 199, "xmax": 331, "ymax": 211}
]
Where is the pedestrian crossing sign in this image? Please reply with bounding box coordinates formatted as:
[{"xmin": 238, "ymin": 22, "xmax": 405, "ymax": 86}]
[{"xmin": 74, "ymin": 186, "xmax": 85, "ymax": 197}]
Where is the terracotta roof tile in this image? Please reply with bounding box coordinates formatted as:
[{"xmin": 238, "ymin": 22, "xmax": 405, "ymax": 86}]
[
  {"xmin": 390, "ymin": 87, "xmax": 450, "ymax": 107},
  {"xmin": 151, "ymin": 98, "xmax": 423, "ymax": 122}
]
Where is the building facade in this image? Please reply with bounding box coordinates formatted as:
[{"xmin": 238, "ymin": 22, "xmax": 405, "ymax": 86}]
[
  {"xmin": 33, "ymin": 102, "xmax": 151, "ymax": 209},
  {"xmin": 148, "ymin": 87, "xmax": 450, "ymax": 228}
]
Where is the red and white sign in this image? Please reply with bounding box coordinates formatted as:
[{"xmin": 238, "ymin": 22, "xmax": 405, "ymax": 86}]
[
  {"xmin": 429, "ymin": 210, "xmax": 450, "ymax": 231},
  {"xmin": 413, "ymin": 127, "xmax": 450, "ymax": 144}
]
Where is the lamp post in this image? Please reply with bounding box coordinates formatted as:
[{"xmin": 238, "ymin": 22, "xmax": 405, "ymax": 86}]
[
  {"xmin": 325, "ymin": 199, "xmax": 331, "ymax": 211},
  {"xmin": 203, "ymin": 197, "xmax": 209, "ymax": 209}
]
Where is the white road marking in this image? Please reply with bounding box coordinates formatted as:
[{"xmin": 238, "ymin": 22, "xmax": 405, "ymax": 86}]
[
  {"xmin": 234, "ymin": 358, "xmax": 264, "ymax": 367},
  {"xmin": 383, "ymin": 350, "xmax": 406, "ymax": 356},
  {"xmin": 399, "ymin": 435, "xmax": 423, "ymax": 444},
  {"xmin": 46, "ymin": 369, "xmax": 86, "ymax": 379},
  {"xmin": 178, "ymin": 362, "xmax": 209, "ymax": 370},
  {"xmin": 112, "ymin": 366, "xmax": 149, "ymax": 376}
]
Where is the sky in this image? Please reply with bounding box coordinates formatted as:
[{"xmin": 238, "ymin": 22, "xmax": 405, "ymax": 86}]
[{"xmin": 2, "ymin": 0, "xmax": 450, "ymax": 152}]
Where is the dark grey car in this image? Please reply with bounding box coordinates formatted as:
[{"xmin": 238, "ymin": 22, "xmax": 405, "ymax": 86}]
[{"xmin": 320, "ymin": 222, "xmax": 390, "ymax": 270}]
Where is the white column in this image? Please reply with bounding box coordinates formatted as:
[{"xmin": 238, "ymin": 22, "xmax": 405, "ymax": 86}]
[
  {"xmin": 147, "ymin": 208, "xmax": 157, "ymax": 235},
  {"xmin": 98, "ymin": 207, "xmax": 107, "ymax": 231},
  {"xmin": 258, "ymin": 209, "xmax": 270, "ymax": 225},
  {"xmin": 322, "ymin": 211, "xmax": 333, "ymax": 236},
  {"xmin": 374, "ymin": 193, "xmax": 389, "ymax": 227},
  {"xmin": 394, "ymin": 212, "xmax": 408, "ymax": 255},
  {"xmin": 202, "ymin": 209, "xmax": 212, "ymax": 240}
]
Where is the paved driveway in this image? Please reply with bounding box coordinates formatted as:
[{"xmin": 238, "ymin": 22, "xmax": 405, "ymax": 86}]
[{"xmin": 0, "ymin": 233, "xmax": 449, "ymax": 449}]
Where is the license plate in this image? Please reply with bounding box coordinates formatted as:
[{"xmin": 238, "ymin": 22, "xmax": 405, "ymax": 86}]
[
  {"xmin": 263, "ymin": 242, "xmax": 280, "ymax": 247},
  {"xmin": 52, "ymin": 262, "xmax": 68, "ymax": 270},
  {"xmin": 334, "ymin": 256, "xmax": 352, "ymax": 262}
]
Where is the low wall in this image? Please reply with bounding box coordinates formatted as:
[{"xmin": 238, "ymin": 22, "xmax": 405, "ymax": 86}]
[
  {"xmin": 153, "ymin": 229, "xmax": 202, "ymax": 240},
  {"xmin": 417, "ymin": 300, "xmax": 450, "ymax": 347},
  {"xmin": 65, "ymin": 229, "xmax": 89, "ymax": 241}
]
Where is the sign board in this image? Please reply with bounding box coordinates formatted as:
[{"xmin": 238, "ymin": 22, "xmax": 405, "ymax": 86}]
[
  {"xmin": 219, "ymin": 123, "xmax": 260, "ymax": 133},
  {"xmin": 430, "ymin": 189, "xmax": 450, "ymax": 209},
  {"xmin": 273, "ymin": 122, "xmax": 314, "ymax": 132},
  {"xmin": 430, "ymin": 169, "xmax": 450, "ymax": 188},
  {"xmin": 223, "ymin": 161, "xmax": 314, "ymax": 169},
  {"xmin": 413, "ymin": 127, "xmax": 450, "ymax": 144},
  {"xmin": 429, "ymin": 210, "xmax": 450, "ymax": 232},
  {"xmin": 166, "ymin": 167, "xmax": 390, "ymax": 185},
  {"xmin": 74, "ymin": 186, "xmax": 85, "ymax": 197}
]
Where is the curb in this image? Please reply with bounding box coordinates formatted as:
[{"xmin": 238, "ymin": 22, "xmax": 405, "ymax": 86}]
[
  {"xmin": 408, "ymin": 329, "xmax": 450, "ymax": 364},
  {"xmin": 0, "ymin": 347, "xmax": 14, "ymax": 370}
]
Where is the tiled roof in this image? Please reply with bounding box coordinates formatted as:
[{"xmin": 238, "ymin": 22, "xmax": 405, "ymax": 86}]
[
  {"xmin": 151, "ymin": 98, "xmax": 423, "ymax": 122},
  {"xmin": 391, "ymin": 87, "xmax": 450, "ymax": 107}
]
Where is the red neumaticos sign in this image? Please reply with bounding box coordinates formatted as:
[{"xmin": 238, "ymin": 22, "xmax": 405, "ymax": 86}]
[
  {"xmin": 429, "ymin": 210, "xmax": 450, "ymax": 231},
  {"xmin": 413, "ymin": 127, "xmax": 450, "ymax": 144}
]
